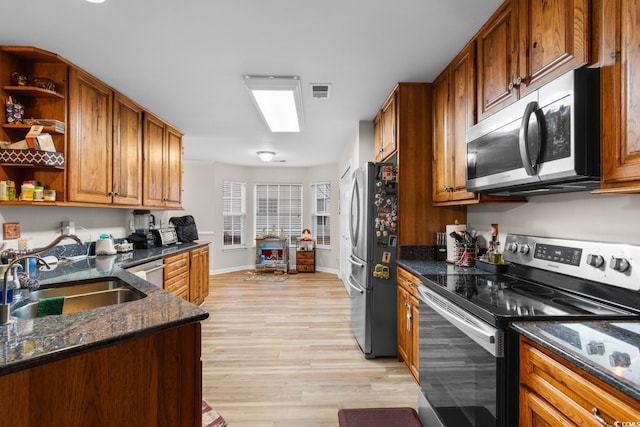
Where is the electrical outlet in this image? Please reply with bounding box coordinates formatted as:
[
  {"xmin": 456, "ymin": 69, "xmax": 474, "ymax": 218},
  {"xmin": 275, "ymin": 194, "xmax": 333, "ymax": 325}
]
[
  {"xmin": 61, "ymin": 221, "xmax": 75, "ymax": 235},
  {"xmin": 2, "ymin": 222, "xmax": 20, "ymax": 240}
]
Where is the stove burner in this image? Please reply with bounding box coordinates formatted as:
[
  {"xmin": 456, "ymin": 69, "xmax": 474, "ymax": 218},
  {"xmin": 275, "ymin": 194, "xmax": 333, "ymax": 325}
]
[{"xmin": 511, "ymin": 284, "xmax": 554, "ymax": 296}]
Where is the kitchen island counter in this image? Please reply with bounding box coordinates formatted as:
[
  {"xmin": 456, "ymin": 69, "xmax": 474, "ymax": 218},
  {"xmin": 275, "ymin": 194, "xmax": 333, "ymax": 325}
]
[
  {"xmin": 0, "ymin": 241, "xmax": 210, "ymax": 376},
  {"xmin": 513, "ymin": 320, "xmax": 640, "ymax": 403}
]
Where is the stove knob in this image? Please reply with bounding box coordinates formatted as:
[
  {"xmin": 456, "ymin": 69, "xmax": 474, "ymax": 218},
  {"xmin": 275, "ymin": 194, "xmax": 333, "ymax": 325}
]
[
  {"xmin": 518, "ymin": 244, "xmax": 530, "ymax": 255},
  {"xmin": 586, "ymin": 341, "xmax": 605, "ymax": 356},
  {"xmin": 506, "ymin": 242, "xmax": 518, "ymax": 253},
  {"xmin": 586, "ymin": 254, "xmax": 605, "ymax": 268},
  {"xmin": 609, "ymin": 351, "xmax": 631, "ymax": 368},
  {"xmin": 609, "ymin": 257, "xmax": 631, "ymax": 273}
]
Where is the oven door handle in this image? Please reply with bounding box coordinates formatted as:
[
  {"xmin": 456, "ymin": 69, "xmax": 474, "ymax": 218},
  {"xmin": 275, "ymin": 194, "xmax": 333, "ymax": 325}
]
[{"xmin": 418, "ymin": 286, "xmax": 503, "ymax": 358}]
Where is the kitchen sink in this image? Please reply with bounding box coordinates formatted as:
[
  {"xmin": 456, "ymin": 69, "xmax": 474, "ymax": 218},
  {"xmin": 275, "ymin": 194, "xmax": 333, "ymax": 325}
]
[
  {"xmin": 30, "ymin": 278, "xmax": 128, "ymax": 300},
  {"xmin": 12, "ymin": 286, "xmax": 146, "ymax": 319}
]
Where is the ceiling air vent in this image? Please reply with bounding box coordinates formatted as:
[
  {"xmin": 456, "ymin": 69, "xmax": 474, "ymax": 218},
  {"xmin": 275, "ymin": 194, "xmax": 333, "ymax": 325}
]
[{"xmin": 311, "ymin": 83, "xmax": 331, "ymax": 99}]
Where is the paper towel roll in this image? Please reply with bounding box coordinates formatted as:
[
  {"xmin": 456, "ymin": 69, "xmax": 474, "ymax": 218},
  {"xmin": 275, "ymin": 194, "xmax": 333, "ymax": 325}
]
[{"xmin": 446, "ymin": 224, "xmax": 467, "ymax": 263}]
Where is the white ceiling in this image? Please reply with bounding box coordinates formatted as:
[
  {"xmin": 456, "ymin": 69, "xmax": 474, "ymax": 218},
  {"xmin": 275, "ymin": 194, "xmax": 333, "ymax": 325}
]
[{"xmin": 0, "ymin": 0, "xmax": 503, "ymax": 167}]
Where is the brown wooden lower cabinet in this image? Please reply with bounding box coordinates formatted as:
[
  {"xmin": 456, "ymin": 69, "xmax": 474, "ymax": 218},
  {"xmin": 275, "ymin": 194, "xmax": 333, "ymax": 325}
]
[
  {"xmin": 0, "ymin": 323, "xmax": 202, "ymax": 427},
  {"xmin": 296, "ymin": 249, "xmax": 315, "ymax": 272},
  {"xmin": 396, "ymin": 267, "xmax": 419, "ymax": 383},
  {"xmin": 519, "ymin": 336, "xmax": 640, "ymax": 426},
  {"xmin": 164, "ymin": 251, "xmax": 190, "ymax": 301}
]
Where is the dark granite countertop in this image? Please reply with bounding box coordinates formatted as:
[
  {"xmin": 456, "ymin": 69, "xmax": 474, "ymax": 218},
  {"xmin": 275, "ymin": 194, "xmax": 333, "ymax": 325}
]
[
  {"xmin": 512, "ymin": 321, "xmax": 640, "ymax": 402},
  {"xmin": 0, "ymin": 242, "xmax": 210, "ymax": 376},
  {"xmin": 396, "ymin": 259, "xmax": 490, "ymax": 277}
]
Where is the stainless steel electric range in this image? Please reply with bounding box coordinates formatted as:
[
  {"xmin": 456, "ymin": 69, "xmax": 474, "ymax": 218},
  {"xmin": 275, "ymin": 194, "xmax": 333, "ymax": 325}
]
[{"xmin": 416, "ymin": 234, "xmax": 640, "ymax": 427}]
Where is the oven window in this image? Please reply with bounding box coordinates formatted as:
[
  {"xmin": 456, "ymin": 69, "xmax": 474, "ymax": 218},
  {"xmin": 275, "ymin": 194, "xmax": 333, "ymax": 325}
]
[{"xmin": 419, "ymin": 303, "xmax": 498, "ymax": 427}]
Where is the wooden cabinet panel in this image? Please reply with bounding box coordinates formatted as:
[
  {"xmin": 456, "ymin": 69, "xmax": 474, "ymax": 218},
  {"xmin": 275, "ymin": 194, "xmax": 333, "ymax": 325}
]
[
  {"xmin": 112, "ymin": 93, "xmax": 143, "ymax": 205},
  {"xmin": 165, "ymin": 251, "xmax": 191, "ymax": 300},
  {"xmin": 382, "ymin": 83, "xmax": 466, "ymax": 246},
  {"xmin": 596, "ymin": 0, "xmax": 640, "ymax": 193},
  {"xmin": 477, "ymin": 0, "xmax": 589, "ymax": 121},
  {"xmin": 190, "ymin": 246, "xmax": 210, "ymax": 305},
  {"xmin": 373, "ymin": 111, "xmax": 383, "ymax": 161},
  {"xmin": 433, "ymin": 42, "xmax": 526, "ymax": 206},
  {"xmin": 519, "ymin": 336, "xmax": 640, "ymax": 426},
  {"xmin": 67, "ymin": 68, "xmax": 113, "ymax": 204},
  {"xmin": 518, "ymin": 0, "xmax": 589, "ymax": 97},
  {"xmin": 165, "ymin": 273, "xmax": 189, "ymax": 300},
  {"xmin": 143, "ymin": 113, "xmax": 183, "ymax": 208},
  {"xmin": 378, "ymin": 93, "xmax": 397, "ymax": 161},
  {"xmin": 165, "ymin": 252, "xmax": 189, "ymax": 278},
  {"xmin": 396, "ymin": 267, "xmax": 420, "ymax": 383},
  {"xmin": 165, "ymin": 125, "xmax": 183, "ymax": 208},
  {"xmin": 477, "ymin": 1, "xmax": 519, "ymax": 122},
  {"xmin": 0, "ymin": 323, "xmax": 202, "ymax": 427}
]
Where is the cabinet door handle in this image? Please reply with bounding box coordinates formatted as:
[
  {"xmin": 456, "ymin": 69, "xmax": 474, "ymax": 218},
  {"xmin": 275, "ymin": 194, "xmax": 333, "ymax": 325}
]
[{"xmin": 591, "ymin": 408, "xmax": 612, "ymax": 427}]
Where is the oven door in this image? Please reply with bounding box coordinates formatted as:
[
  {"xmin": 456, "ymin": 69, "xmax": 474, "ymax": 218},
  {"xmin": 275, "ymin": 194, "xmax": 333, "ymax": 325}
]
[{"xmin": 417, "ymin": 285, "xmax": 506, "ymax": 427}]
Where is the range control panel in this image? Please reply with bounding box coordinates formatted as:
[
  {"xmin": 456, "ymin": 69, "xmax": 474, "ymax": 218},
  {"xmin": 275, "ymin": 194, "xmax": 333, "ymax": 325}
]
[{"xmin": 504, "ymin": 234, "xmax": 640, "ymax": 292}]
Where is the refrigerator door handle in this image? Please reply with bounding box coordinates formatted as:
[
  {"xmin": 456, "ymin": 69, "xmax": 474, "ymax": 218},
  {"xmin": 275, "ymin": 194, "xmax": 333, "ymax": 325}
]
[
  {"xmin": 348, "ymin": 255, "xmax": 366, "ymax": 268},
  {"xmin": 347, "ymin": 276, "xmax": 365, "ymax": 294}
]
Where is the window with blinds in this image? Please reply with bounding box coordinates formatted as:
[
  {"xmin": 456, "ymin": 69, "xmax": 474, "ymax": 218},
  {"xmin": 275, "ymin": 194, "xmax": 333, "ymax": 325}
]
[
  {"xmin": 312, "ymin": 182, "xmax": 331, "ymax": 246},
  {"xmin": 223, "ymin": 181, "xmax": 246, "ymax": 246},
  {"xmin": 255, "ymin": 183, "xmax": 302, "ymax": 241}
]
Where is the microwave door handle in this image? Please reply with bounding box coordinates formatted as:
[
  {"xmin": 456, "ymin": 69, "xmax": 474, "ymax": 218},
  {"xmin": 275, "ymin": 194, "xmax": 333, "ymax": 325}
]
[{"xmin": 519, "ymin": 101, "xmax": 542, "ymax": 176}]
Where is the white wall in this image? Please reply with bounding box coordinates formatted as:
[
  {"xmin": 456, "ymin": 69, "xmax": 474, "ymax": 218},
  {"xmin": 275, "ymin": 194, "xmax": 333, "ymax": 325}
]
[
  {"xmin": 467, "ymin": 192, "xmax": 640, "ymax": 248},
  {"xmin": 176, "ymin": 161, "xmax": 341, "ymax": 274},
  {"xmin": 0, "ymin": 206, "xmax": 130, "ymax": 251}
]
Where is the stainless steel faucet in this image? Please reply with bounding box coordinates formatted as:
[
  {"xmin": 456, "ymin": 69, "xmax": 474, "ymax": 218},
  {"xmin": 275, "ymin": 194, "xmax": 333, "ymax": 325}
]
[{"xmin": 1, "ymin": 234, "xmax": 83, "ymax": 325}]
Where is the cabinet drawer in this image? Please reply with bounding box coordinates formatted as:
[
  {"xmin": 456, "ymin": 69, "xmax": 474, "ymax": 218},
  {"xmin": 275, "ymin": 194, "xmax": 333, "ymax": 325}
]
[
  {"xmin": 165, "ymin": 272, "xmax": 189, "ymax": 299},
  {"xmin": 397, "ymin": 267, "xmax": 421, "ymax": 298},
  {"xmin": 297, "ymin": 264, "xmax": 315, "ymax": 272},
  {"xmin": 296, "ymin": 251, "xmax": 314, "ymax": 259},
  {"xmin": 164, "ymin": 252, "xmax": 189, "ymax": 279},
  {"xmin": 520, "ymin": 337, "xmax": 640, "ymax": 426}
]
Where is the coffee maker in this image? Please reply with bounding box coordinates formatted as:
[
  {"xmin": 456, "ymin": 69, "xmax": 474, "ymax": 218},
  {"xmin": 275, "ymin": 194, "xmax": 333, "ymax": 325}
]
[{"xmin": 128, "ymin": 210, "xmax": 157, "ymax": 249}]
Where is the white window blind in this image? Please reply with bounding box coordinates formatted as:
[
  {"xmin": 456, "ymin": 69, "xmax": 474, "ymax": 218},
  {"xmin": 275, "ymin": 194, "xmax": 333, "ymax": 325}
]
[
  {"xmin": 255, "ymin": 183, "xmax": 302, "ymax": 241},
  {"xmin": 223, "ymin": 181, "xmax": 246, "ymax": 246},
  {"xmin": 312, "ymin": 182, "xmax": 331, "ymax": 246}
]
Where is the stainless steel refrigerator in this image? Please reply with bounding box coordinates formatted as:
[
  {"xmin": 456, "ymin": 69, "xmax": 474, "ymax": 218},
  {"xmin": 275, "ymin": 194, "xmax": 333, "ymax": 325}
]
[{"xmin": 347, "ymin": 161, "xmax": 398, "ymax": 358}]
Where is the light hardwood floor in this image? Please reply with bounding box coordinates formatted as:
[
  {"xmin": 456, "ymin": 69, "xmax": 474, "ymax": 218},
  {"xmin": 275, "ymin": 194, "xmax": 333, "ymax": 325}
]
[{"xmin": 201, "ymin": 270, "xmax": 418, "ymax": 426}]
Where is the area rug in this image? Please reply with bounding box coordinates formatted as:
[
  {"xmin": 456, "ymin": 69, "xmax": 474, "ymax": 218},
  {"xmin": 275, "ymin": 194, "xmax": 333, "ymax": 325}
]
[
  {"xmin": 202, "ymin": 400, "xmax": 227, "ymax": 427},
  {"xmin": 244, "ymin": 271, "xmax": 289, "ymax": 282}
]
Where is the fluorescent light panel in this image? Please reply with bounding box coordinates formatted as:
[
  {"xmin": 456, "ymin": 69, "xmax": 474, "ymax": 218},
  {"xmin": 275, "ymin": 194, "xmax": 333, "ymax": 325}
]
[{"xmin": 244, "ymin": 76, "xmax": 304, "ymax": 132}]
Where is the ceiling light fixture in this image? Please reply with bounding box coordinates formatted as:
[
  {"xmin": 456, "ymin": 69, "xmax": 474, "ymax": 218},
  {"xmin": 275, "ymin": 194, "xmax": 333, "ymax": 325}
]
[
  {"xmin": 85, "ymin": 0, "xmax": 107, "ymax": 3},
  {"xmin": 257, "ymin": 151, "xmax": 276, "ymax": 162},
  {"xmin": 244, "ymin": 76, "xmax": 304, "ymax": 132}
]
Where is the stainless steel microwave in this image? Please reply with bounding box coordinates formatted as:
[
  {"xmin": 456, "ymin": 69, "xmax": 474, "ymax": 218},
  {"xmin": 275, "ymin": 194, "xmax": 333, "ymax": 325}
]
[{"xmin": 466, "ymin": 69, "xmax": 600, "ymax": 196}]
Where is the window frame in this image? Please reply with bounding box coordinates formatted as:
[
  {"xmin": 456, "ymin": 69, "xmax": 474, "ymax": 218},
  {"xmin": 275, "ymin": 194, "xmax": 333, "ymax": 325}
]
[
  {"xmin": 312, "ymin": 181, "xmax": 331, "ymax": 248},
  {"xmin": 222, "ymin": 180, "xmax": 246, "ymax": 247},
  {"xmin": 254, "ymin": 183, "xmax": 303, "ymax": 243}
]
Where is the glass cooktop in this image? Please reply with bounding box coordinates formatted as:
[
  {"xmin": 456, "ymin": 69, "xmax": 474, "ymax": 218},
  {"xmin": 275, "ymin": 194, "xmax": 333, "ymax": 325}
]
[{"xmin": 422, "ymin": 273, "xmax": 634, "ymax": 319}]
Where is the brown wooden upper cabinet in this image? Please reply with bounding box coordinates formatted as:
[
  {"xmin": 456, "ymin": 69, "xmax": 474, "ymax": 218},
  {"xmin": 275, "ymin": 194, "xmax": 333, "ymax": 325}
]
[
  {"xmin": 374, "ymin": 91, "xmax": 397, "ymax": 162},
  {"xmin": 596, "ymin": 0, "xmax": 640, "ymax": 193},
  {"xmin": 476, "ymin": 0, "xmax": 589, "ymax": 122},
  {"xmin": 432, "ymin": 43, "xmax": 526, "ymax": 206},
  {"xmin": 67, "ymin": 68, "xmax": 114, "ymax": 204},
  {"xmin": 432, "ymin": 44, "xmax": 479, "ymax": 205},
  {"xmin": 68, "ymin": 70, "xmax": 144, "ymax": 206},
  {"xmin": 143, "ymin": 112, "xmax": 183, "ymax": 208}
]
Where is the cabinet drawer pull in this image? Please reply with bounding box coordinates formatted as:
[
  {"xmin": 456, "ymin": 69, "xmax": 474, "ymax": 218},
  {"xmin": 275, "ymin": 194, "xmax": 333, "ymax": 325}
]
[{"xmin": 591, "ymin": 407, "xmax": 612, "ymax": 427}]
